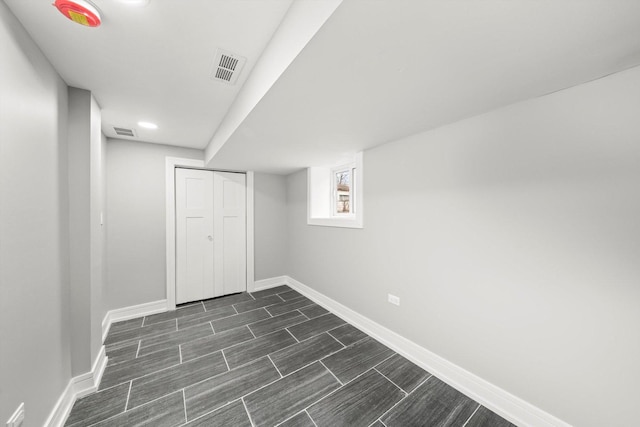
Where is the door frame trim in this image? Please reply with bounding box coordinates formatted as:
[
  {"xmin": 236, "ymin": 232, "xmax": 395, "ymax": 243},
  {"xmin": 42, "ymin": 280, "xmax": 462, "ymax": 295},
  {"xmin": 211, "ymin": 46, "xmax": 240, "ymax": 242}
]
[{"xmin": 165, "ymin": 157, "xmax": 255, "ymax": 311}]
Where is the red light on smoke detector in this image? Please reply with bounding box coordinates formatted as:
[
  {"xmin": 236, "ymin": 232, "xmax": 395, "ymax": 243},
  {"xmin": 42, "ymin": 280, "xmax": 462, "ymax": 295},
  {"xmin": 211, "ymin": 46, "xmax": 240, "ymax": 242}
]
[{"xmin": 54, "ymin": 0, "xmax": 101, "ymax": 27}]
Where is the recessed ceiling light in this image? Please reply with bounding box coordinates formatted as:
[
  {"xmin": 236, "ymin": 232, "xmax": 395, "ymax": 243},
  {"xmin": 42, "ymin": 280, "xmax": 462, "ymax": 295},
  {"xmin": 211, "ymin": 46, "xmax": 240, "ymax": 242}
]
[{"xmin": 138, "ymin": 121, "xmax": 158, "ymax": 129}]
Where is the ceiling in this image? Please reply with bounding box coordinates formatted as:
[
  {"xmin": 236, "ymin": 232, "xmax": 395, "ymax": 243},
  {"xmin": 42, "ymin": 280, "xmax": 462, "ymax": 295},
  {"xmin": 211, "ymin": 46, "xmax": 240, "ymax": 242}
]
[
  {"xmin": 6, "ymin": 1, "xmax": 640, "ymax": 174},
  {"xmin": 4, "ymin": 0, "xmax": 294, "ymax": 148}
]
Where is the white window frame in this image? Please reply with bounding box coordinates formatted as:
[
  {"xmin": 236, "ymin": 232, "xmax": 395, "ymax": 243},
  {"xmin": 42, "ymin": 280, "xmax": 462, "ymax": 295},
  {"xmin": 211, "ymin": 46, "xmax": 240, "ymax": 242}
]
[{"xmin": 307, "ymin": 152, "xmax": 363, "ymax": 229}]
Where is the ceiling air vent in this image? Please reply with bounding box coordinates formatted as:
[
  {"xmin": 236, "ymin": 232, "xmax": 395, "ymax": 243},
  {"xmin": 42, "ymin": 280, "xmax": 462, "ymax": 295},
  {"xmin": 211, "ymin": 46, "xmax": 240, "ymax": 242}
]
[
  {"xmin": 211, "ymin": 49, "xmax": 247, "ymax": 85},
  {"xmin": 113, "ymin": 126, "xmax": 136, "ymax": 137}
]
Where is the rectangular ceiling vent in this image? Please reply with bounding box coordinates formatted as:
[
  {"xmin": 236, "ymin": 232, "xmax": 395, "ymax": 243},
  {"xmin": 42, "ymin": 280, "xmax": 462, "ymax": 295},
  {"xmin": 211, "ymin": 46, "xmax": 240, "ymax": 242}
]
[
  {"xmin": 113, "ymin": 126, "xmax": 137, "ymax": 137},
  {"xmin": 211, "ymin": 49, "xmax": 247, "ymax": 85}
]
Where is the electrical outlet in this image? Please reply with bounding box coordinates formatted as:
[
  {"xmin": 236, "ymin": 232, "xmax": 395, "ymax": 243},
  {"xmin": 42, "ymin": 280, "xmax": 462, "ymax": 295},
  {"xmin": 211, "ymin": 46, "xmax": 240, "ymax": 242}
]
[
  {"xmin": 7, "ymin": 402, "xmax": 24, "ymax": 427},
  {"xmin": 387, "ymin": 294, "xmax": 400, "ymax": 306}
]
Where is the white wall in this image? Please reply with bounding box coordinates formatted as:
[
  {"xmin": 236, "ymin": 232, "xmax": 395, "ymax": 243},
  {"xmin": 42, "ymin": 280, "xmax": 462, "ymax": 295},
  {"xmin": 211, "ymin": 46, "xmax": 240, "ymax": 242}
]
[
  {"xmin": 286, "ymin": 66, "xmax": 640, "ymax": 427},
  {"xmin": 106, "ymin": 139, "xmax": 203, "ymax": 309},
  {"xmin": 254, "ymin": 173, "xmax": 288, "ymax": 280},
  {"xmin": 0, "ymin": 2, "xmax": 72, "ymax": 425}
]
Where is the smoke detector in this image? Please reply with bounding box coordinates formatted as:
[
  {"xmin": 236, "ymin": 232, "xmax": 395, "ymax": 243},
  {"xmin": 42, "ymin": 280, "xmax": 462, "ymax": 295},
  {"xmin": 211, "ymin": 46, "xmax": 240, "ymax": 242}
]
[
  {"xmin": 211, "ymin": 49, "xmax": 247, "ymax": 85},
  {"xmin": 54, "ymin": 0, "xmax": 101, "ymax": 27}
]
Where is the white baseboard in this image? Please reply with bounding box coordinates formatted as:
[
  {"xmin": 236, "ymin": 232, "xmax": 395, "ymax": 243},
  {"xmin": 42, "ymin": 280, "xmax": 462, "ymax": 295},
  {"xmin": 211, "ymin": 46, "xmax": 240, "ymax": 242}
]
[
  {"xmin": 101, "ymin": 299, "xmax": 168, "ymax": 342},
  {"xmin": 253, "ymin": 276, "xmax": 288, "ymax": 292},
  {"xmin": 282, "ymin": 275, "xmax": 571, "ymax": 427},
  {"xmin": 44, "ymin": 346, "xmax": 107, "ymax": 427}
]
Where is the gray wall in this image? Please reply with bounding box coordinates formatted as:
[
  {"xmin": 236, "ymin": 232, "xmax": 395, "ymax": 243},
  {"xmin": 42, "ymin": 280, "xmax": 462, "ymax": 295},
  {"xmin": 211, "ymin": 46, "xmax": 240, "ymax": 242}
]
[
  {"xmin": 0, "ymin": 2, "xmax": 72, "ymax": 425},
  {"xmin": 106, "ymin": 139, "xmax": 203, "ymax": 309},
  {"xmin": 254, "ymin": 173, "xmax": 288, "ymax": 280},
  {"xmin": 286, "ymin": 66, "xmax": 640, "ymax": 427}
]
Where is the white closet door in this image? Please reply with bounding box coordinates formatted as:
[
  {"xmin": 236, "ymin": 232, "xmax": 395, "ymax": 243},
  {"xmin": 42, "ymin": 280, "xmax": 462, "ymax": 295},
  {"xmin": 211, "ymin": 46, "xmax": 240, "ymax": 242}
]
[
  {"xmin": 175, "ymin": 168, "xmax": 214, "ymax": 304},
  {"xmin": 213, "ymin": 171, "xmax": 247, "ymax": 296}
]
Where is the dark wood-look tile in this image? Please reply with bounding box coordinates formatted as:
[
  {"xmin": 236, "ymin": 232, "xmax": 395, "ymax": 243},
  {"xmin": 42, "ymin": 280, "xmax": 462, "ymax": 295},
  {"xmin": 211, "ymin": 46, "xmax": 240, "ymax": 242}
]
[
  {"xmin": 247, "ymin": 310, "xmax": 307, "ymax": 337},
  {"xmin": 91, "ymin": 391, "xmax": 185, "ymax": 427},
  {"xmin": 137, "ymin": 323, "xmax": 212, "ymax": 357},
  {"xmin": 321, "ymin": 337, "xmax": 394, "ymax": 383},
  {"xmin": 278, "ymin": 411, "xmax": 316, "ymax": 427},
  {"xmin": 127, "ymin": 351, "xmax": 228, "ymax": 409},
  {"xmin": 107, "ymin": 318, "xmax": 143, "ymax": 336},
  {"xmin": 181, "ymin": 325, "xmax": 254, "ymax": 362},
  {"xmin": 270, "ymin": 333, "xmax": 344, "ymax": 377},
  {"xmin": 177, "ymin": 305, "xmax": 236, "ymax": 330},
  {"xmin": 466, "ymin": 406, "xmax": 516, "ymax": 427},
  {"xmin": 277, "ymin": 290, "xmax": 303, "ymax": 301},
  {"xmin": 233, "ymin": 294, "xmax": 282, "ymax": 313},
  {"xmin": 287, "ymin": 313, "xmax": 346, "ymax": 342},
  {"xmin": 104, "ymin": 318, "xmax": 176, "ymax": 347},
  {"xmin": 370, "ymin": 421, "xmax": 385, "ymax": 427},
  {"xmin": 99, "ymin": 347, "xmax": 180, "ymax": 390},
  {"xmin": 307, "ymin": 369, "xmax": 404, "ymax": 427},
  {"xmin": 65, "ymin": 382, "xmax": 129, "ymax": 427},
  {"xmin": 224, "ymin": 329, "xmax": 297, "ymax": 369},
  {"xmin": 203, "ymin": 292, "xmax": 254, "ymax": 311},
  {"xmin": 244, "ymin": 362, "xmax": 341, "ymax": 427},
  {"xmin": 327, "ymin": 323, "xmax": 368, "ymax": 346},
  {"xmin": 105, "ymin": 342, "xmax": 138, "ymax": 366},
  {"xmin": 375, "ymin": 353, "xmax": 431, "ymax": 393},
  {"xmin": 183, "ymin": 400, "xmax": 252, "ymax": 427},
  {"xmin": 265, "ymin": 296, "xmax": 315, "ymax": 317},
  {"xmin": 298, "ymin": 304, "xmax": 328, "ymax": 319},
  {"xmin": 184, "ymin": 357, "xmax": 280, "ymax": 421},
  {"xmin": 382, "ymin": 377, "xmax": 477, "ymax": 427},
  {"xmin": 250, "ymin": 285, "xmax": 291, "ymax": 299},
  {"xmin": 143, "ymin": 303, "xmax": 205, "ymax": 326},
  {"xmin": 210, "ymin": 308, "xmax": 271, "ymax": 333}
]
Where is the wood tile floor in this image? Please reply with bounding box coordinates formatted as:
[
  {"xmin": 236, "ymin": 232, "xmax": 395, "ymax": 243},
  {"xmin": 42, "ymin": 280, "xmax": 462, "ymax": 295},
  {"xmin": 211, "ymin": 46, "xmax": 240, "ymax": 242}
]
[{"xmin": 65, "ymin": 285, "xmax": 516, "ymax": 427}]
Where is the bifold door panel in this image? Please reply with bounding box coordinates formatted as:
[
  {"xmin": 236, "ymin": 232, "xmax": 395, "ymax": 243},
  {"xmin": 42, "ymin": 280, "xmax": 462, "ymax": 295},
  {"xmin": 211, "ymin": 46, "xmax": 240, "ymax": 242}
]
[{"xmin": 175, "ymin": 168, "xmax": 246, "ymax": 304}]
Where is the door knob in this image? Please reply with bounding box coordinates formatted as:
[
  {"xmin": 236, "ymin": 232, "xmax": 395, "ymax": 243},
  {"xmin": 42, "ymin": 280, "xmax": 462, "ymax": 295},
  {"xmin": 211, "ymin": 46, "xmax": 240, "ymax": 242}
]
[{"xmin": 207, "ymin": 235, "xmax": 213, "ymax": 241}]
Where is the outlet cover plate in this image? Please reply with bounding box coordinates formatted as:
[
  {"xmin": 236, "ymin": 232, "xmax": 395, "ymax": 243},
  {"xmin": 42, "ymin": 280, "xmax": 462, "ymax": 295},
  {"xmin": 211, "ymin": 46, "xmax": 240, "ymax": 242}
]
[{"xmin": 388, "ymin": 294, "xmax": 400, "ymax": 306}]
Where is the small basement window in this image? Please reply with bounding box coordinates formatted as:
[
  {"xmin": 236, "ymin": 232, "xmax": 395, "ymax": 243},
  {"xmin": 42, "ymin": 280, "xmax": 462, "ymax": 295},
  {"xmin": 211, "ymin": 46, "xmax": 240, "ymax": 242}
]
[{"xmin": 307, "ymin": 152, "xmax": 363, "ymax": 228}]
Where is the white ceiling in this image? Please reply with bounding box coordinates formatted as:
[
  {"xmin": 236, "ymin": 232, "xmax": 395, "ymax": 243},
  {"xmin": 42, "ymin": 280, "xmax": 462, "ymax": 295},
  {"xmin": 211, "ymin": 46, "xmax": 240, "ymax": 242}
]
[
  {"xmin": 4, "ymin": 0, "xmax": 294, "ymax": 148},
  {"xmin": 6, "ymin": 1, "xmax": 640, "ymax": 174},
  {"xmin": 210, "ymin": 0, "xmax": 640, "ymax": 174}
]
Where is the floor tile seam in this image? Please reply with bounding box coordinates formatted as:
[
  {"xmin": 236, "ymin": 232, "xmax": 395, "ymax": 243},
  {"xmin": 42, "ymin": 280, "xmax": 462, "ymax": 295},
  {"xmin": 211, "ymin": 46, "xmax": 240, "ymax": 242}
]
[
  {"xmin": 181, "ymin": 399, "xmax": 240, "ymax": 425},
  {"xmin": 247, "ymin": 314, "xmax": 312, "ymax": 338},
  {"xmin": 364, "ymin": 374, "xmax": 418, "ymax": 426},
  {"xmin": 287, "ymin": 316, "xmax": 348, "ymax": 342},
  {"xmin": 264, "ymin": 368, "xmax": 381, "ymax": 427},
  {"xmin": 181, "ymin": 333, "xmax": 256, "ymax": 363},
  {"xmin": 105, "ymin": 327, "xmax": 178, "ymax": 348},
  {"xmin": 221, "ymin": 348, "xmax": 231, "ymax": 371},
  {"xmin": 136, "ymin": 323, "xmax": 217, "ymax": 353},
  {"xmin": 208, "ymin": 307, "xmax": 271, "ymax": 330},
  {"xmin": 271, "ymin": 339, "xmax": 347, "ymax": 377},
  {"xmin": 317, "ymin": 342, "xmax": 395, "ymax": 383},
  {"xmin": 233, "ymin": 297, "xmax": 284, "ymax": 314},
  {"xmin": 87, "ymin": 388, "xmax": 185, "ymax": 427},
  {"xmin": 372, "ymin": 367, "xmax": 408, "ymax": 396},
  {"xmin": 266, "ymin": 301, "xmax": 316, "ymax": 317},
  {"xmin": 241, "ymin": 397, "xmax": 257, "ymax": 427},
  {"xmin": 181, "ymin": 389, "xmax": 188, "ymax": 424},
  {"xmin": 179, "ymin": 306, "xmax": 267, "ymax": 330},
  {"xmin": 181, "ymin": 314, "xmax": 262, "ymax": 333},
  {"xmin": 305, "ymin": 409, "xmax": 319, "ymax": 427},
  {"xmin": 101, "ymin": 358, "xmax": 183, "ymax": 392},
  {"xmin": 267, "ymin": 354, "xmax": 284, "ymax": 378},
  {"xmin": 325, "ymin": 328, "xmax": 367, "ymax": 347},
  {"xmin": 319, "ymin": 360, "xmax": 343, "ymax": 386},
  {"xmin": 461, "ymin": 402, "xmax": 482, "ymax": 427},
  {"xmin": 136, "ymin": 323, "xmax": 216, "ymax": 351},
  {"xmin": 297, "ymin": 309, "xmax": 311, "ymax": 320},
  {"xmin": 124, "ymin": 380, "xmax": 133, "ymax": 411}
]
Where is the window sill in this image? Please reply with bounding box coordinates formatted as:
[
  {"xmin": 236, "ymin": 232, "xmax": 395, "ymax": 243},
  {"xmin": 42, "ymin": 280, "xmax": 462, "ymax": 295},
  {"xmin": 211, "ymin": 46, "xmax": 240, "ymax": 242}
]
[{"xmin": 307, "ymin": 217, "xmax": 363, "ymax": 229}]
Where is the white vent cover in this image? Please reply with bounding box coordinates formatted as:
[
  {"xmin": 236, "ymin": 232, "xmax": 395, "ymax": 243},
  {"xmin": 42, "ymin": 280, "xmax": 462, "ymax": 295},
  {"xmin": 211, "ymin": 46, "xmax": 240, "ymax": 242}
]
[
  {"xmin": 211, "ymin": 49, "xmax": 247, "ymax": 85},
  {"xmin": 113, "ymin": 126, "xmax": 137, "ymax": 137}
]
